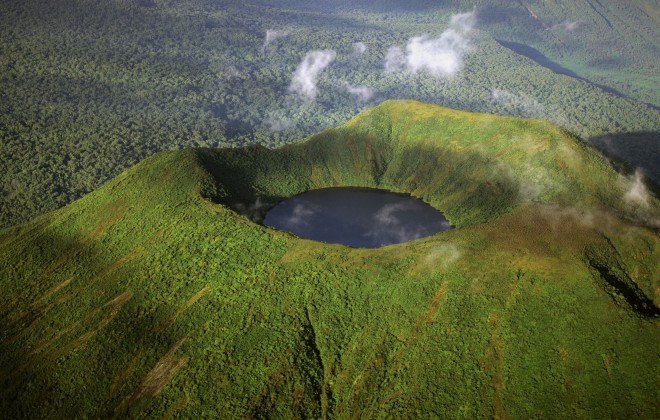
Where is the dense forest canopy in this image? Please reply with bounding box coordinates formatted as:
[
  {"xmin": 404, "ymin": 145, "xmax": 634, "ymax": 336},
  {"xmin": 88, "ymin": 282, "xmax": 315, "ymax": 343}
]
[
  {"xmin": 0, "ymin": 0, "xmax": 658, "ymax": 228},
  {"xmin": 1, "ymin": 101, "xmax": 658, "ymax": 417}
]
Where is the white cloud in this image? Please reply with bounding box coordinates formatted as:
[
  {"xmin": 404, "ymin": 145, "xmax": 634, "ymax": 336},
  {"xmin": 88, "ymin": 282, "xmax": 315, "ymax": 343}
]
[
  {"xmin": 288, "ymin": 50, "xmax": 336, "ymax": 101},
  {"xmin": 384, "ymin": 9, "xmax": 476, "ymax": 77},
  {"xmin": 406, "ymin": 33, "xmax": 468, "ymax": 75},
  {"xmin": 345, "ymin": 84, "xmax": 375, "ymax": 102},
  {"xmin": 262, "ymin": 29, "xmax": 288, "ymax": 52},
  {"xmin": 353, "ymin": 42, "xmax": 367, "ymax": 55}
]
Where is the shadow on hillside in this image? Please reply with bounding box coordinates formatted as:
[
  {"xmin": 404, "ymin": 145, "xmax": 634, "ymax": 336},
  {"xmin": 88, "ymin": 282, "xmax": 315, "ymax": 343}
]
[
  {"xmin": 586, "ymin": 241, "xmax": 660, "ymax": 319},
  {"xmin": 587, "ymin": 132, "xmax": 660, "ymax": 190},
  {"xmin": 497, "ymin": 40, "xmax": 659, "ymax": 110},
  {"xmin": 498, "ymin": 40, "xmax": 582, "ymax": 79},
  {"xmin": 195, "ymin": 133, "xmax": 525, "ymax": 228},
  {"xmin": 477, "ymin": 4, "xmax": 531, "ymax": 28},
  {"xmin": 195, "ymin": 146, "xmax": 290, "ymax": 222},
  {"xmin": 0, "ymin": 227, "xmax": 179, "ymax": 417},
  {"xmin": 0, "ymin": 229, "xmax": 99, "ymax": 415},
  {"xmin": 384, "ymin": 144, "xmax": 521, "ymax": 225}
]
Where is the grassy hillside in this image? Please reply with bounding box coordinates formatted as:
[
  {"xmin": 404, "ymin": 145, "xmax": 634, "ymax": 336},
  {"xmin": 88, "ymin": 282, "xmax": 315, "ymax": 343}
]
[
  {"xmin": 1, "ymin": 0, "xmax": 658, "ymax": 229},
  {"xmin": 1, "ymin": 101, "xmax": 658, "ymax": 418}
]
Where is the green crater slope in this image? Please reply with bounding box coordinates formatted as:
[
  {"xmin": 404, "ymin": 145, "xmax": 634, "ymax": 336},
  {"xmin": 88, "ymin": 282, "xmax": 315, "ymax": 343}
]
[{"xmin": 1, "ymin": 101, "xmax": 658, "ymax": 418}]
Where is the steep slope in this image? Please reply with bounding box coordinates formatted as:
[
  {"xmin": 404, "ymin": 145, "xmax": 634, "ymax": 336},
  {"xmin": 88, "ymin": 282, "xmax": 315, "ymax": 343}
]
[{"xmin": 1, "ymin": 101, "xmax": 658, "ymax": 418}]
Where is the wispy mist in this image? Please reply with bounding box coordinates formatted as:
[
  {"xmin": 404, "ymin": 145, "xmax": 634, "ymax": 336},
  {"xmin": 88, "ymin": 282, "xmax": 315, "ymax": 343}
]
[
  {"xmin": 345, "ymin": 84, "xmax": 375, "ymax": 102},
  {"xmin": 384, "ymin": 10, "xmax": 476, "ymax": 77},
  {"xmin": 423, "ymin": 243, "xmax": 461, "ymax": 268},
  {"xmin": 288, "ymin": 50, "xmax": 336, "ymax": 101},
  {"xmin": 264, "ymin": 110, "xmax": 294, "ymax": 132},
  {"xmin": 490, "ymin": 159, "xmax": 554, "ymax": 203},
  {"xmin": 226, "ymin": 65, "xmax": 241, "ymax": 78},
  {"xmin": 539, "ymin": 205, "xmax": 599, "ymax": 231},
  {"xmin": 262, "ymin": 29, "xmax": 288, "ymax": 52},
  {"xmin": 491, "ymin": 89, "xmax": 545, "ymax": 116},
  {"xmin": 520, "ymin": 164, "xmax": 557, "ymax": 202},
  {"xmin": 550, "ymin": 20, "xmax": 581, "ymax": 32},
  {"xmin": 491, "ymin": 88, "xmax": 571, "ymax": 129},
  {"xmin": 353, "ymin": 41, "xmax": 367, "ymax": 55},
  {"xmin": 624, "ymin": 169, "xmax": 650, "ymax": 208},
  {"xmin": 231, "ymin": 197, "xmax": 270, "ymax": 222}
]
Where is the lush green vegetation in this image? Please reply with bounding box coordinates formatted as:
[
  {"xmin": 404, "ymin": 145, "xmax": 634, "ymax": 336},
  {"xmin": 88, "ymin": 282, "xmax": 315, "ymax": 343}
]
[
  {"xmin": 1, "ymin": 101, "xmax": 658, "ymax": 417},
  {"xmin": 1, "ymin": 0, "xmax": 658, "ymax": 229}
]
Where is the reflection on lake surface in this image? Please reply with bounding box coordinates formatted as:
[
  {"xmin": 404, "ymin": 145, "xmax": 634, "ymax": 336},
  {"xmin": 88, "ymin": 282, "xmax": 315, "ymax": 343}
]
[{"xmin": 263, "ymin": 187, "xmax": 451, "ymax": 248}]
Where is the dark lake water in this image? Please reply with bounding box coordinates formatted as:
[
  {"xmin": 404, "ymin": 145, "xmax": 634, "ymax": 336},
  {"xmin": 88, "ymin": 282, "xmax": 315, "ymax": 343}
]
[{"xmin": 263, "ymin": 187, "xmax": 451, "ymax": 248}]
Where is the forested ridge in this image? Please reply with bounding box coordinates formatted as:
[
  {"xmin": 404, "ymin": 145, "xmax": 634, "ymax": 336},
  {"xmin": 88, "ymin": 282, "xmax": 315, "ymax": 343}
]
[
  {"xmin": 1, "ymin": 0, "xmax": 658, "ymax": 228},
  {"xmin": 1, "ymin": 101, "xmax": 658, "ymax": 417}
]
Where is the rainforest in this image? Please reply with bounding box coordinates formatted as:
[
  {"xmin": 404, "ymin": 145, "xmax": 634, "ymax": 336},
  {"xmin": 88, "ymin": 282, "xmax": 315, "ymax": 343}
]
[{"xmin": 0, "ymin": 1, "xmax": 658, "ymax": 418}]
